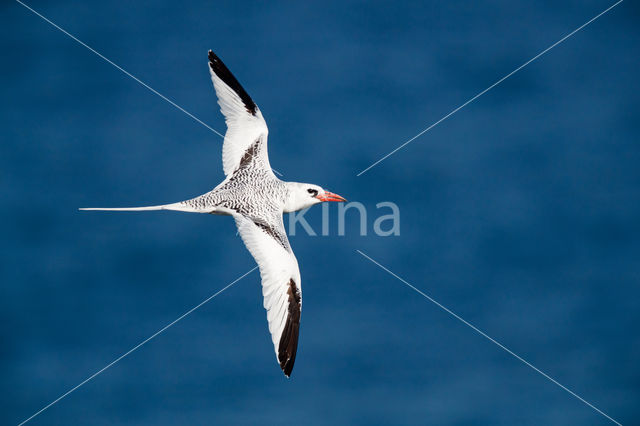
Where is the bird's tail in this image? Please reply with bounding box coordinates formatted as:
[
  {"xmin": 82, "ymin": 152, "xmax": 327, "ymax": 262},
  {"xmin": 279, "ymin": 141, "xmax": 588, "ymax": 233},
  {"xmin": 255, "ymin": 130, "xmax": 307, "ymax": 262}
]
[{"xmin": 79, "ymin": 202, "xmax": 204, "ymax": 213}]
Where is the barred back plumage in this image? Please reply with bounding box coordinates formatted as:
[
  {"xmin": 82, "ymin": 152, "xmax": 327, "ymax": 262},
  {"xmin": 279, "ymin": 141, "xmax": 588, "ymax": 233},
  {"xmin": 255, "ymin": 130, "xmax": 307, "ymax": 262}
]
[{"xmin": 81, "ymin": 50, "xmax": 346, "ymax": 377}]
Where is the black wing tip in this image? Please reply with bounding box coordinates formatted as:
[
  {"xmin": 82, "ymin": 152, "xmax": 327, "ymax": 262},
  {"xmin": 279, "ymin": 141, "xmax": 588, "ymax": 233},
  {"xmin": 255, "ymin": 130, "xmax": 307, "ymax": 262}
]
[
  {"xmin": 281, "ymin": 356, "xmax": 295, "ymax": 377},
  {"xmin": 278, "ymin": 321, "xmax": 299, "ymax": 377},
  {"xmin": 207, "ymin": 50, "xmax": 223, "ymax": 67},
  {"xmin": 279, "ymin": 343, "xmax": 297, "ymax": 377},
  {"xmin": 278, "ymin": 279, "xmax": 301, "ymax": 378},
  {"xmin": 207, "ymin": 49, "xmax": 257, "ymax": 115}
]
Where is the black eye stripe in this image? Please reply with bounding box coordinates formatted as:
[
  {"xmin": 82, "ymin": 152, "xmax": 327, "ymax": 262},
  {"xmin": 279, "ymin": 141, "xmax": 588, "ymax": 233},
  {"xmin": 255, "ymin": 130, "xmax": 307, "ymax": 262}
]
[{"xmin": 307, "ymin": 189, "xmax": 318, "ymax": 196}]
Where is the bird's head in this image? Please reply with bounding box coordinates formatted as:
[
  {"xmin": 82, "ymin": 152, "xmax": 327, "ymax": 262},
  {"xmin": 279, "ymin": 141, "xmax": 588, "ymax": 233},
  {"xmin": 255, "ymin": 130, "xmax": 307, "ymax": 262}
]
[{"xmin": 283, "ymin": 182, "xmax": 346, "ymax": 213}]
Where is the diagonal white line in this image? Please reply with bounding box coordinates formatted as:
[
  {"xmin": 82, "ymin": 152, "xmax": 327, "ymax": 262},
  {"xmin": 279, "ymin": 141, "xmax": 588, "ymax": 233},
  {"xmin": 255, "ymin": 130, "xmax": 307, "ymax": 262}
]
[
  {"xmin": 14, "ymin": 0, "xmax": 285, "ymax": 177},
  {"xmin": 15, "ymin": 0, "xmax": 225, "ymax": 138},
  {"xmin": 356, "ymin": 0, "xmax": 623, "ymax": 176},
  {"xmin": 356, "ymin": 250, "xmax": 622, "ymax": 425},
  {"xmin": 18, "ymin": 266, "xmax": 258, "ymax": 426}
]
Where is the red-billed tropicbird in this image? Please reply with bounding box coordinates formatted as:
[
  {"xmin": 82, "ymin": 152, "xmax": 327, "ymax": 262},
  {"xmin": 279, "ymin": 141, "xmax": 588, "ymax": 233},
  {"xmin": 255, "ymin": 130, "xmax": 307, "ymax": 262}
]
[{"xmin": 81, "ymin": 50, "xmax": 346, "ymax": 377}]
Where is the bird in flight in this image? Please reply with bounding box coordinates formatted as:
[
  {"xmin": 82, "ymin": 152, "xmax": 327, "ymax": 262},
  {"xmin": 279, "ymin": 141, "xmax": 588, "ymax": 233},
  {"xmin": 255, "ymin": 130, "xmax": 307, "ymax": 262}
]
[{"xmin": 81, "ymin": 50, "xmax": 346, "ymax": 377}]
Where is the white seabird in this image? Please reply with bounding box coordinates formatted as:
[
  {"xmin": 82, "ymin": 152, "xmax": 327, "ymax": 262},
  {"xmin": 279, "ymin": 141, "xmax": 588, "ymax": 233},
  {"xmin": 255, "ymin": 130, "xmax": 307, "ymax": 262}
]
[{"xmin": 81, "ymin": 50, "xmax": 346, "ymax": 377}]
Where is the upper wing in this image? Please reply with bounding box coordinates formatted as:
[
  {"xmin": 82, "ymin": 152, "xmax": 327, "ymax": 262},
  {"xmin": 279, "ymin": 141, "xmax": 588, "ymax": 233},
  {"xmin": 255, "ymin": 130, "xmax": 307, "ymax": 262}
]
[
  {"xmin": 233, "ymin": 214, "xmax": 302, "ymax": 377},
  {"xmin": 208, "ymin": 51, "xmax": 271, "ymax": 176}
]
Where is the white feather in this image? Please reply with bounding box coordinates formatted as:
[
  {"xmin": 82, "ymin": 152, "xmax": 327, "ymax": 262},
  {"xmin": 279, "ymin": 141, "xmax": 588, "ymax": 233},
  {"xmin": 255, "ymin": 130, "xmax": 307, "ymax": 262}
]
[
  {"xmin": 233, "ymin": 215, "xmax": 301, "ymax": 357},
  {"xmin": 208, "ymin": 63, "xmax": 271, "ymax": 176}
]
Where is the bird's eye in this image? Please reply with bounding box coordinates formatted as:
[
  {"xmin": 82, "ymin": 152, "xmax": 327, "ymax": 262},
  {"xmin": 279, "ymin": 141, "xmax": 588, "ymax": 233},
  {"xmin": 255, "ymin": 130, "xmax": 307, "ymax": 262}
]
[{"xmin": 307, "ymin": 189, "xmax": 318, "ymax": 197}]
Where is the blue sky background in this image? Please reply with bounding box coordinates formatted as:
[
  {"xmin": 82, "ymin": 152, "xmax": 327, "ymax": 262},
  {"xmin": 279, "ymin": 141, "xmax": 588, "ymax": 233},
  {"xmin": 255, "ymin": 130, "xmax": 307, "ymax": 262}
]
[{"xmin": 2, "ymin": 1, "xmax": 639, "ymax": 424}]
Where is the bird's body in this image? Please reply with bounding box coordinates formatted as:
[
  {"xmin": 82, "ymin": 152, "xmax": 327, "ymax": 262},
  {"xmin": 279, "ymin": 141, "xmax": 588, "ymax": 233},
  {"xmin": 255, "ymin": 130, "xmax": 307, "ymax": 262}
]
[{"xmin": 81, "ymin": 51, "xmax": 345, "ymax": 377}]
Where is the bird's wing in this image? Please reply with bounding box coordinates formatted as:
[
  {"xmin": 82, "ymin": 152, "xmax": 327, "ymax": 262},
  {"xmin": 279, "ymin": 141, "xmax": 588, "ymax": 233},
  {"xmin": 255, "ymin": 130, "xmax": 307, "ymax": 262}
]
[
  {"xmin": 208, "ymin": 51, "xmax": 271, "ymax": 176},
  {"xmin": 233, "ymin": 214, "xmax": 302, "ymax": 377}
]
